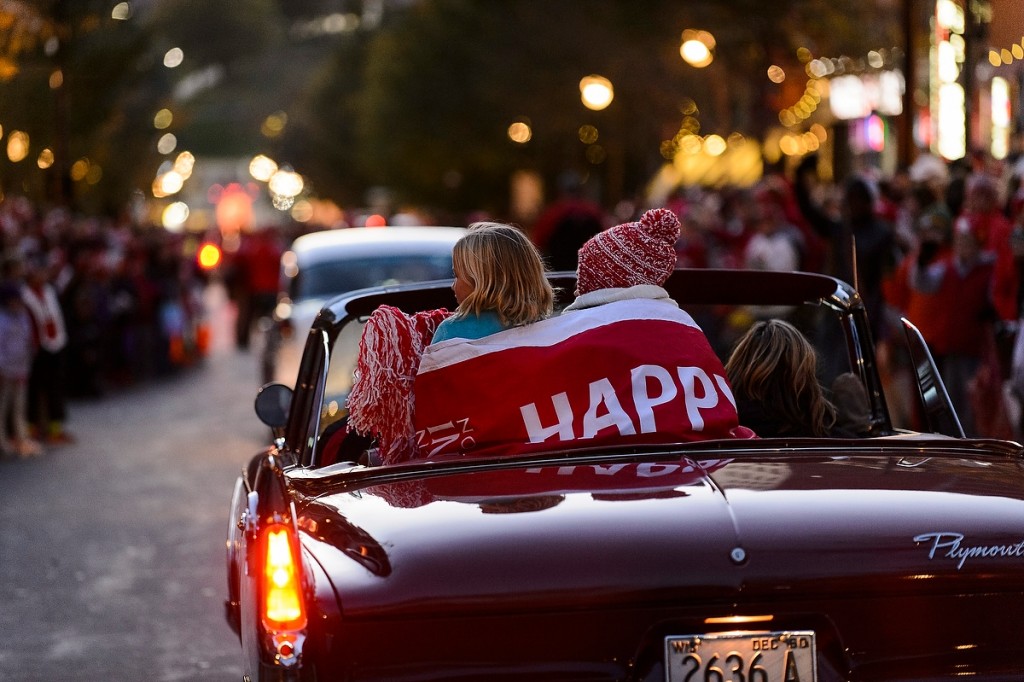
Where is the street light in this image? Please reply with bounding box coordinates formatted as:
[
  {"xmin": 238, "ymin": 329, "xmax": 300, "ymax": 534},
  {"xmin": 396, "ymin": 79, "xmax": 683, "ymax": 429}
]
[{"xmin": 579, "ymin": 75, "xmax": 614, "ymax": 111}]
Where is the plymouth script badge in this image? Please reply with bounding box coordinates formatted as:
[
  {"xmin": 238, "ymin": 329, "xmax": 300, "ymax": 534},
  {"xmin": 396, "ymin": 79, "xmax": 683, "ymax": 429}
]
[{"xmin": 665, "ymin": 631, "xmax": 816, "ymax": 682}]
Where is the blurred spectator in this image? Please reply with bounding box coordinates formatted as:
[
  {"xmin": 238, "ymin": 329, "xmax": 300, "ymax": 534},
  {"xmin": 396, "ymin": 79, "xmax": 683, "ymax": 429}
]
[
  {"xmin": 61, "ymin": 243, "xmax": 109, "ymax": 397},
  {"xmin": 530, "ymin": 171, "xmax": 605, "ymax": 272},
  {"xmin": 0, "ymin": 280, "xmax": 41, "ymax": 457},
  {"xmin": 232, "ymin": 227, "xmax": 284, "ymax": 350},
  {"xmin": 762, "ymin": 165, "xmax": 825, "ymax": 272},
  {"xmin": 20, "ymin": 253, "xmax": 73, "ymax": 444},
  {"xmin": 893, "ymin": 221, "xmax": 996, "ymax": 435},
  {"xmin": 795, "ymin": 166, "xmax": 898, "ymax": 341},
  {"xmin": 672, "ymin": 189, "xmax": 713, "ymax": 269},
  {"xmin": 958, "ymin": 174, "xmax": 1017, "ymax": 322},
  {"xmin": 743, "ymin": 184, "xmax": 803, "ymax": 274},
  {"xmin": 107, "ymin": 243, "xmax": 162, "ymax": 385}
]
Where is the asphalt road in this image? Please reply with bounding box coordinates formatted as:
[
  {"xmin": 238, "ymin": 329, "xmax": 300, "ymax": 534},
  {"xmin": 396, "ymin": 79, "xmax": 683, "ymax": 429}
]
[{"xmin": 0, "ymin": 284, "xmax": 264, "ymax": 681}]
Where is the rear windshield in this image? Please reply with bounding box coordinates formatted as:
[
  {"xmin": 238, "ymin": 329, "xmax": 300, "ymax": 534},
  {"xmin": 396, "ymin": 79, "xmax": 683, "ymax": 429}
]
[{"xmin": 293, "ymin": 254, "xmax": 455, "ymax": 300}]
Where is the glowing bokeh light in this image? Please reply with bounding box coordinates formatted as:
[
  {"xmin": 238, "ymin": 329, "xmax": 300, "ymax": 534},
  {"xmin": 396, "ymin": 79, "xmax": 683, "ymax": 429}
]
[
  {"xmin": 703, "ymin": 135, "xmax": 727, "ymax": 157},
  {"xmin": 262, "ymin": 112, "xmax": 288, "ymax": 138},
  {"xmin": 249, "ymin": 154, "xmax": 278, "ymax": 182},
  {"xmin": 680, "ymin": 40, "xmax": 712, "ymax": 67},
  {"xmin": 269, "ymin": 169, "xmax": 304, "ymax": 198},
  {"xmin": 579, "ymin": 75, "xmax": 614, "ymax": 111},
  {"xmin": 162, "ymin": 202, "xmax": 189, "ymax": 231},
  {"xmin": 37, "ymin": 148, "xmax": 54, "ymax": 169},
  {"xmin": 6, "ymin": 131, "xmax": 29, "ymax": 162},
  {"xmin": 507, "ymin": 121, "xmax": 532, "ymax": 143},
  {"xmin": 173, "ymin": 151, "xmax": 195, "ymax": 178},
  {"xmin": 585, "ymin": 144, "xmax": 606, "ymax": 164},
  {"xmin": 197, "ymin": 243, "xmax": 222, "ymax": 269},
  {"xmin": 164, "ymin": 47, "xmax": 184, "ymax": 68},
  {"xmin": 154, "ymin": 109, "xmax": 173, "ymax": 129},
  {"xmin": 159, "ymin": 171, "xmax": 184, "ymax": 195},
  {"xmin": 290, "ymin": 199, "xmax": 314, "ymax": 223},
  {"xmin": 679, "ymin": 134, "xmax": 702, "ymax": 155},
  {"xmin": 937, "ymin": 82, "xmax": 966, "ymax": 160},
  {"xmin": 578, "ymin": 124, "xmax": 599, "ymax": 144},
  {"xmin": 215, "ymin": 186, "xmax": 254, "ymax": 234},
  {"xmin": 680, "ymin": 29, "xmax": 715, "ymax": 68},
  {"xmin": 111, "ymin": 2, "xmax": 131, "ymax": 20},
  {"xmin": 157, "ymin": 133, "xmax": 177, "ymax": 155}
]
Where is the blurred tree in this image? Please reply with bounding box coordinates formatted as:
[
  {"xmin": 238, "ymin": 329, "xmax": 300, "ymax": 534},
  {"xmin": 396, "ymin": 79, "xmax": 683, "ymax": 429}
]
[
  {"xmin": 150, "ymin": 0, "xmax": 285, "ymax": 74},
  {"xmin": 298, "ymin": 0, "xmax": 900, "ymax": 215},
  {"xmin": 0, "ymin": 0, "xmax": 160, "ymax": 213},
  {"xmin": 279, "ymin": 27, "xmax": 374, "ymax": 208},
  {"xmin": 147, "ymin": 0, "xmax": 289, "ymax": 157}
]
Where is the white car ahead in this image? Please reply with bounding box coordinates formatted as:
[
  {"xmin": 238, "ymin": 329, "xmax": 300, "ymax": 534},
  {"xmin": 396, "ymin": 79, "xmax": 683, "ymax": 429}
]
[{"xmin": 260, "ymin": 226, "xmax": 465, "ymax": 387}]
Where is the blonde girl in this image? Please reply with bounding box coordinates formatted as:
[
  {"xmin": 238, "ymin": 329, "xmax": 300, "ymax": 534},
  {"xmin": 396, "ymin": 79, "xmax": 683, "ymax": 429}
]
[{"xmin": 431, "ymin": 222, "xmax": 554, "ymax": 343}]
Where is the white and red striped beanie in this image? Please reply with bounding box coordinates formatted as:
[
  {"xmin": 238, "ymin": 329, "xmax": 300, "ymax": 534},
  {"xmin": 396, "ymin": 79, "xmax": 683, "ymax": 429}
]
[{"xmin": 575, "ymin": 208, "xmax": 680, "ymax": 296}]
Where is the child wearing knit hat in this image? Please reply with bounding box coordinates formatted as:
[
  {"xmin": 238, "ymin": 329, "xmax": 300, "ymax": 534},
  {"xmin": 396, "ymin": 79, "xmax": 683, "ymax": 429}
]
[{"xmin": 566, "ymin": 207, "xmax": 681, "ymax": 308}]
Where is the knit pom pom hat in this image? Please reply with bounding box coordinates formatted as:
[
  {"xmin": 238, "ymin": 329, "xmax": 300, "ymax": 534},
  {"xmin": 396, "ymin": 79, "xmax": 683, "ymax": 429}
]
[
  {"xmin": 575, "ymin": 208, "xmax": 680, "ymax": 296},
  {"xmin": 347, "ymin": 305, "xmax": 449, "ymax": 463}
]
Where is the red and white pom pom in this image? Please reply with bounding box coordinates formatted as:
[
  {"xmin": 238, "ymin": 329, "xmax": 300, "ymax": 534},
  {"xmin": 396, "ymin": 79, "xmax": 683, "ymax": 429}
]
[
  {"xmin": 639, "ymin": 208, "xmax": 681, "ymax": 246},
  {"xmin": 347, "ymin": 305, "xmax": 450, "ymax": 463}
]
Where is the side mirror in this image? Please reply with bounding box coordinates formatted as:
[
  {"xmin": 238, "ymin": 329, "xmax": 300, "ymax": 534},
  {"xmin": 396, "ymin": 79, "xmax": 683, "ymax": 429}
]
[
  {"xmin": 254, "ymin": 382, "xmax": 293, "ymax": 430},
  {"xmin": 901, "ymin": 317, "xmax": 965, "ymax": 438}
]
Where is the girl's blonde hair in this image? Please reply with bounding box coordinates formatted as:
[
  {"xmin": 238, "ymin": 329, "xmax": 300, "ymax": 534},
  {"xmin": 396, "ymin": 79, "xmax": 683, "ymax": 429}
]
[
  {"xmin": 725, "ymin": 318, "xmax": 837, "ymax": 437},
  {"xmin": 451, "ymin": 222, "xmax": 554, "ymax": 326}
]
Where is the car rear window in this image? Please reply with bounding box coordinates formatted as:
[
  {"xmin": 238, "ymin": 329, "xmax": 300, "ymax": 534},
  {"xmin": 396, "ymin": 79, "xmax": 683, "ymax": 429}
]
[{"xmin": 294, "ymin": 254, "xmax": 455, "ymax": 300}]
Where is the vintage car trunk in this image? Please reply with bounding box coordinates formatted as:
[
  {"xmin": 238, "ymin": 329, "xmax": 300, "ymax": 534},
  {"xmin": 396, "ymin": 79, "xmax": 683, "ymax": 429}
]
[{"xmin": 289, "ymin": 441, "xmax": 1024, "ymax": 681}]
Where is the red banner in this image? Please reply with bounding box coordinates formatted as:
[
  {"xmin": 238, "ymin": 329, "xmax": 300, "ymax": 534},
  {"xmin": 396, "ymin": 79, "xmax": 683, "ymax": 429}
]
[{"xmin": 413, "ymin": 298, "xmax": 748, "ymax": 459}]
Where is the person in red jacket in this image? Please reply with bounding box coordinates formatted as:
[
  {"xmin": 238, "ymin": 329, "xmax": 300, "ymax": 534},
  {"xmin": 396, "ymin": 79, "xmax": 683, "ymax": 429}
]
[
  {"xmin": 233, "ymin": 227, "xmax": 284, "ymax": 350},
  {"xmin": 957, "ymin": 174, "xmax": 1017, "ymax": 322},
  {"xmin": 902, "ymin": 220, "xmax": 996, "ymax": 435}
]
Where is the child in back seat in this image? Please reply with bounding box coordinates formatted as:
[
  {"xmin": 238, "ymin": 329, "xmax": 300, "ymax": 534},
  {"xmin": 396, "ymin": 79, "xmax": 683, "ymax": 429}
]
[
  {"xmin": 346, "ymin": 222, "xmax": 554, "ymax": 464},
  {"xmin": 430, "ymin": 222, "xmax": 554, "ymax": 344}
]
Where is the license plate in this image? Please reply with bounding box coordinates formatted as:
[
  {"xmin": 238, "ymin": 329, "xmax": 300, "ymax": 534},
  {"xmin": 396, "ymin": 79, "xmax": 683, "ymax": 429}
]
[{"xmin": 665, "ymin": 631, "xmax": 816, "ymax": 682}]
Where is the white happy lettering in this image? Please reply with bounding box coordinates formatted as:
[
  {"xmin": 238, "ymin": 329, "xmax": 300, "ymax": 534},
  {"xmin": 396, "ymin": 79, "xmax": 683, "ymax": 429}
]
[
  {"xmin": 520, "ymin": 391, "xmax": 575, "ymax": 442},
  {"xmin": 582, "ymin": 378, "xmax": 637, "ymax": 438},
  {"xmin": 521, "ymin": 364, "xmax": 731, "ymax": 444},
  {"xmin": 631, "ymin": 365, "xmax": 677, "ymax": 433}
]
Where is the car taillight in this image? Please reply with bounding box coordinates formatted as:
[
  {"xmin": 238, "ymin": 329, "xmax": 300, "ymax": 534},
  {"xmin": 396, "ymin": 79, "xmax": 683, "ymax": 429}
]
[{"xmin": 261, "ymin": 523, "xmax": 307, "ymax": 631}]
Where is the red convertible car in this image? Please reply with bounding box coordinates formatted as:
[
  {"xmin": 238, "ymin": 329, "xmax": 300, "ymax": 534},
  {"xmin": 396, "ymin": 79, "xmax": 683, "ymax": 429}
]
[{"xmin": 225, "ymin": 268, "xmax": 1024, "ymax": 682}]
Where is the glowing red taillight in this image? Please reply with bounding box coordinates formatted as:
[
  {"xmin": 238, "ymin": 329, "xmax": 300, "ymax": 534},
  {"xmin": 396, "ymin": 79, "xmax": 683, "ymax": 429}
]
[{"xmin": 261, "ymin": 523, "xmax": 307, "ymax": 631}]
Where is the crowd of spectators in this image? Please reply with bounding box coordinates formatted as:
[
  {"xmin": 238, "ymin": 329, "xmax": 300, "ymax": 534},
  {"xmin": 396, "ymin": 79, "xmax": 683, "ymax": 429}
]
[
  {"xmin": 2, "ymin": 147, "xmax": 1023, "ymax": 456},
  {"xmin": 0, "ymin": 195, "xmax": 212, "ymax": 456},
  {"xmin": 526, "ymin": 152, "xmax": 1024, "ymax": 439},
  {"xmin": 633, "ymin": 153, "xmax": 1024, "ymax": 439}
]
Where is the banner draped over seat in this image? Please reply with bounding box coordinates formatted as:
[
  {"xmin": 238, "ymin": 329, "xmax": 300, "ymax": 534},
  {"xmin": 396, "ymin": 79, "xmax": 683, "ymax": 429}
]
[{"xmin": 413, "ymin": 298, "xmax": 751, "ymax": 460}]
